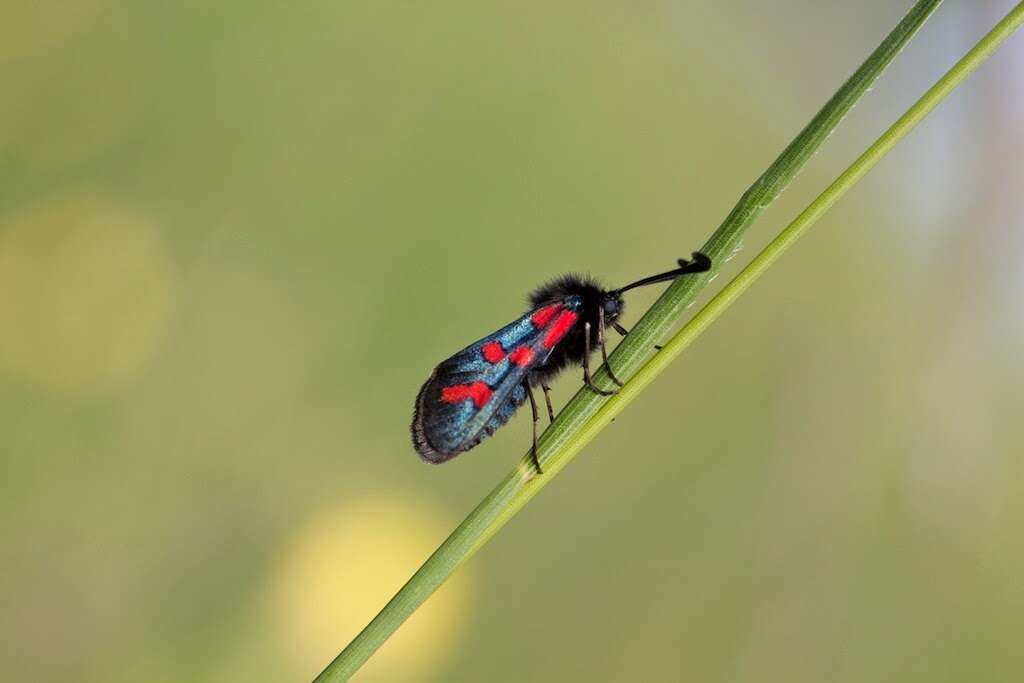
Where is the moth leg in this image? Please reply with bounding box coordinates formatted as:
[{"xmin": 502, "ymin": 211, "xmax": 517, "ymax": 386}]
[
  {"xmin": 541, "ymin": 383, "xmax": 555, "ymax": 423},
  {"xmin": 583, "ymin": 322, "xmax": 615, "ymax": 396},
  {"xmin": 598, "ymin": 307, "xmax": 625, "ymax": 387},
  {"xmin": 612, "ymin": 321, "xmax": 661, "ymax": 350},
  {"xmin": 525, "ymin": 381, "xmax": 543, "ymax": 474}
]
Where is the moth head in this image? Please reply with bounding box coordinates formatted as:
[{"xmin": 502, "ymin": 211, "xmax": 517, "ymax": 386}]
[{"xmin": 601, "ymin": 292, "xmax": 624, "ymax": 323}]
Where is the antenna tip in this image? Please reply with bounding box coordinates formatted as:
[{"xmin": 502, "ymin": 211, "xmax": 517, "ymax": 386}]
[{"xmin": 681, "ymin": 252, "xmax": 711, "ymax": 272}]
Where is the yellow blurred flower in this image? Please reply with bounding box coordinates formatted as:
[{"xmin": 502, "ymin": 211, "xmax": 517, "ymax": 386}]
[
  {"xmin": 0, "ymin": 192, "xmax": 176, "ymax": 391},
  {"xmin": 270, "ymin": 496, "xmax": 475, "ymax": 682}
]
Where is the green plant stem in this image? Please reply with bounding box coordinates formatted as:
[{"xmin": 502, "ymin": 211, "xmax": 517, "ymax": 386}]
[
  {"xmin": 554, "ymin": 0, "xmax": 1024, "ymax": 471},
  {"xmin": 314, "ymin": 2, "xmax": 956, "ymax": 681}
]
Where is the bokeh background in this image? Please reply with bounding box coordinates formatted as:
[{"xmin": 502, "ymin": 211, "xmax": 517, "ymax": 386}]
[{"xmin": 2, "ymin": 1, "xmax": 1023, "ymax": 681}]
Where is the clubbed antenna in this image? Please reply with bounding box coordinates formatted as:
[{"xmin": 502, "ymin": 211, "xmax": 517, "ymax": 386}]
[{"xmin": 613, "ymin": 252, "xmax": 712, "ymax": 295}]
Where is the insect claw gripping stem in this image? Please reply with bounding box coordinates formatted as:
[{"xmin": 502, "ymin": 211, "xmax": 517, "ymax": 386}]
[
  {"xmin": 583, "ymin": 374, "xmax": 614, "ymax": 396},
  {"xmin": 540, "ymin": 383, "xmax": 555, "ymax": 423},
  {"xmin": 598, "ymin": 306, "xmax": 625, "ymax": 387},
  {"xmin": 525, "ymin": 381, "xmax": 543, "ymax": 474},
  {"xmin": 583, "ymin": 321, "xmax": 616, "ymax": 396}
]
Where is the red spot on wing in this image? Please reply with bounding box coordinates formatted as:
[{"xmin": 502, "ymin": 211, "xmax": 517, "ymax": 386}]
[
  {"xmin": 531, "ymin": 304, "xmax": 561, "ymax": 328},
  {"xmin": 543, "ymin": 311, "xmax": 578, "ymax": 348},
  {"xmin": 441, "ymin": 381, "xmax": 493, "ymax": 408},
  {"xmin": 508, "ymin": 346, "xmax": 534, "ymax": 367},
  {"xmin": 481, "ymin": 340, "xmax": 505, "ymax": 364}
]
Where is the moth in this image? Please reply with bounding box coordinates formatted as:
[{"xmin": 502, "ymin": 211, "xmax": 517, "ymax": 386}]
[{"xmin": 412, "ymin": 252, "xmax": 711, "ymax": 473}]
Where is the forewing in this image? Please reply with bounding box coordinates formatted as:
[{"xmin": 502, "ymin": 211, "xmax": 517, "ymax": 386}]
[{"xmin": 412, "ymin": 302, "xmax": 580, "ymax": 462}]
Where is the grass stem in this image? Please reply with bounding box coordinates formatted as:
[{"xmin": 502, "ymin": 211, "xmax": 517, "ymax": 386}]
[{"xmin": 308, "ymin": 2, "xmax": 1020, "ymax": 679}]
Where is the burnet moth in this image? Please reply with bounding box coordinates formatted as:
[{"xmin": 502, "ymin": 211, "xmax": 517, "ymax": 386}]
[{"xmin": 411, "ymin": 252, "xmax": 712, "ymax": 473}]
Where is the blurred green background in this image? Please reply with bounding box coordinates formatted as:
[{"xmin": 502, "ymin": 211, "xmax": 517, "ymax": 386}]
[{"xmin": 2, "ymin": 2, "xmax": 1023, "ymax": 681}]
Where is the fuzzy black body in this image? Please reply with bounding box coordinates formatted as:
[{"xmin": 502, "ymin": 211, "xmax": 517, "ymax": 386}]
[{"xmin": 525, "ymin": 274, "xmax": 622, "ymax": 387}]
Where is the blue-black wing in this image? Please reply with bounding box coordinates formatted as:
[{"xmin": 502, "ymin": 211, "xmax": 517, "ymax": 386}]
[{"xmin": 412, "ymin": 297, "xmax": 582, "ymax": 463}]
